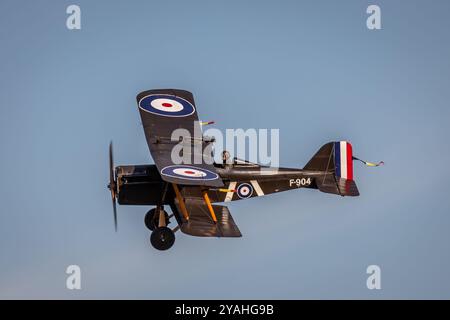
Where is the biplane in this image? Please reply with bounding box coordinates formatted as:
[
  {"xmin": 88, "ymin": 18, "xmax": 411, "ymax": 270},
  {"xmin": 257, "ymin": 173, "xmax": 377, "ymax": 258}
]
[{"xmin": 108, "ymin": 89, "xmax": 381, "ymax": 250}]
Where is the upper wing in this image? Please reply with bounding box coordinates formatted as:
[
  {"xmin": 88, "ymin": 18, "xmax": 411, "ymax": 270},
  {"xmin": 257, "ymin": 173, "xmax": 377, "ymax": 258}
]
[{"xmin": 136, "ymin": 89, "xmax": 223, "ymax": 187}]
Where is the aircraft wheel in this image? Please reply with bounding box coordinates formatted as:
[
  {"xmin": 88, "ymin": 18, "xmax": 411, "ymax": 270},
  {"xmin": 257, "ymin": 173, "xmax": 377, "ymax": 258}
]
[
  {"xmin": 144, "ymin": 208, "xmax": 169, "ymax": 231},
  {"xmin": 144, "ymin": 208, "xmax": 157, "ymax": 230},
  {"xmin": 150, "ymin": 227, "xmax": 175, "ymax": 251}
]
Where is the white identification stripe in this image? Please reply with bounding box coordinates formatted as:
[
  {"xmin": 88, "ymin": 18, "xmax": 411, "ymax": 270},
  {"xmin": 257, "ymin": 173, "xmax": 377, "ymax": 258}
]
[
  {"xmin": 340, "ymin": 141, "xmax": 347, "ymax": 179},
  {"xmin": 258, "ymin": 170, "xmax": 281, "ymax": 176},
  {"xmin": 250, "ymin": 180, "xmax": 264, "ymax": 196},
  {"xmin": 225, "ymin": 181, "xmax": 237, "ymax": 202}
]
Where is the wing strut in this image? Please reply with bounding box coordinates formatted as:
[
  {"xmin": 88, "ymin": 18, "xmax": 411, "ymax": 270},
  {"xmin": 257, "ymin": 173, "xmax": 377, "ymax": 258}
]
[
  {"xmin": 202, "ymin": 191, "xmax": 218, "ymax": 223},
  {"xmin": 171, "ymin": 183, "xmax": 189, "ymax": 221}
]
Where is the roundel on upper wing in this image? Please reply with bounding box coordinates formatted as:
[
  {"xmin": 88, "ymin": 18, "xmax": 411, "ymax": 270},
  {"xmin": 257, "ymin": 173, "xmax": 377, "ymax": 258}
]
[
  {"xmin": 138, "ymin": 94, "xmax": 196, "ymax": 117},
  {"xmin": 236, "ymin": 183, "xmax": 253, "ymax": 199},
  {"xmin": 160, "ymin": 165, "xmax": 219, "ymax": 181}
]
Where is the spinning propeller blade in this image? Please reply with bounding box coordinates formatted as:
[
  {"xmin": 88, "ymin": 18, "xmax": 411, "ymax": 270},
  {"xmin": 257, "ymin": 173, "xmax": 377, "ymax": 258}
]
[{"xmin": 108, "ymin": 141, "xmax": 118, "ymax": 232}]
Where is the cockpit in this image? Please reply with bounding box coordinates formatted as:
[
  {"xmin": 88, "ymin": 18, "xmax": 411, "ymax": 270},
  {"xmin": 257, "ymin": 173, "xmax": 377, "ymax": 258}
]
[{"xmin": 215, "ymin": 150, "xmax": 260, "ymax": 168}]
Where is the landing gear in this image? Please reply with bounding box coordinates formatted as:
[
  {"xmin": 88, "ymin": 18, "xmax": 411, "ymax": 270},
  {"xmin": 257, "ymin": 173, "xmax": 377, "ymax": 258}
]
[
  {"xmin": 145, "ymin": 206, "xmax": 176, "ymax": 250},
  {"xmin": 150, "ymin": 227, "xmax": 175, "ymax": 251},
  {"xmin": 144, "ymin": 208, "xmax": 169, "ymax": 231}
]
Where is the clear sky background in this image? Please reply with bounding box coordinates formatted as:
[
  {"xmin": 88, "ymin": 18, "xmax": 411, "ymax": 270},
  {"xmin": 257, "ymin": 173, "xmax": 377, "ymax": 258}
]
[{"xmin": 1, "ymin": 0, "xmax": 449, "ymax": 299}]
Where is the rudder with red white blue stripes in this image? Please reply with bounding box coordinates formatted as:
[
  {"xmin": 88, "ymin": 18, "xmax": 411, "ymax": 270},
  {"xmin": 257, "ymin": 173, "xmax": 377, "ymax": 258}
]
[
  {"xmin": 334, "ymin": 141, "xmax": 354, "ymax": 181},
  {"xmin": 303, "ymin": 140, "xmax": 359, "ymax": 196}
]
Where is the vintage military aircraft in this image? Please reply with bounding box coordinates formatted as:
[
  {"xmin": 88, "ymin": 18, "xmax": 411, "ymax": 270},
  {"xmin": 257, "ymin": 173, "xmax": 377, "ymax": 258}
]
[{"xmin": 107, "ymin": 89, "xmax": 382, "ymax": 250}]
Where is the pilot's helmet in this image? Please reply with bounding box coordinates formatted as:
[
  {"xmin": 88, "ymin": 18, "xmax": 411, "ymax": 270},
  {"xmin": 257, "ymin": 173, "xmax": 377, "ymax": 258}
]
[{"xmin": 222, "ymin": 150, "xmax": 231, "ymax": 163}]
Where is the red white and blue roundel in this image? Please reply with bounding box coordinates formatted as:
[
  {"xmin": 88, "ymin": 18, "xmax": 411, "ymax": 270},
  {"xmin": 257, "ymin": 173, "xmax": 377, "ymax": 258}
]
[
  {"xmin": 160, "ymin": 165, "xmax": 219, "ymax": 181},
  {"xmin": 138, "ymin": 94, "xmax": 196, "ymax": 117},
  {"xmin": 236, "ymin": 183, "xmax": 253, "ymax": 199}
]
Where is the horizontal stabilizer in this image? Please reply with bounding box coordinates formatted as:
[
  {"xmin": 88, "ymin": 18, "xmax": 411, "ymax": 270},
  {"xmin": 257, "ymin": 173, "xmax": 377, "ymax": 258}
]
[{"xmin": 316, "ymin": 175, "xmax": 359, "ymax": 197}]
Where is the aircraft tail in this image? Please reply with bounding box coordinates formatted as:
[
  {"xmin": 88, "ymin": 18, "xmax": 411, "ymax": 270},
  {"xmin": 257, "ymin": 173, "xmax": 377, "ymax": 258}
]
[{"xmin": 304, "ymin": 141, "xmax": 359, "ymax": 197}]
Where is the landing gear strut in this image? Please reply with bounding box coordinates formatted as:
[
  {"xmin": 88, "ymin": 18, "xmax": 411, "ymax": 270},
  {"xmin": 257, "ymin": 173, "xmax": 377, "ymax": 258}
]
[
  {"xmin": 144, "ymin": 208, "xmax": 169, "ymax": 231},
  {"xmin": 146, "ymin": 206, "xmax": 175, "ymax": 250}
]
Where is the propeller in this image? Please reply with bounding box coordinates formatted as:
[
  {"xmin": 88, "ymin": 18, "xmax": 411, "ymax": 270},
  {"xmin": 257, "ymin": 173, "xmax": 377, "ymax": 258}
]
[{"xmin": 108, "ymin": 141, "xmax": 118, "ymax": 232}]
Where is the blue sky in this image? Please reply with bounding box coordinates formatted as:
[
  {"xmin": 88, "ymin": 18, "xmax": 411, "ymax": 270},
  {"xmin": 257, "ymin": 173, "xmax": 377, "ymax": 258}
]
[{"xmin": 1, "ymin": 0, "xmax": 450, "ymax": 299}]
